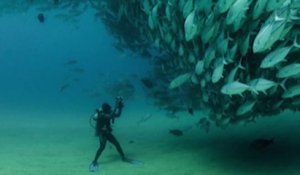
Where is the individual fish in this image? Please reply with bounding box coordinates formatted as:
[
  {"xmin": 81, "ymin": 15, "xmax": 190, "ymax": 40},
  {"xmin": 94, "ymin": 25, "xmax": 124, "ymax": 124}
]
[
  {"xmin": 216, "ymin": 31, "xmax": 229, "ymax": 56},
  {"xmin": 291, "ymin": 99, "xmax": 300, "ymax": 107},
  {"xmin": 148, "ymin": 14, "xmax": 155, "ymax": 29},
  {"xmin": 225, "ymin": 59, "xmax": 245, "ymax": 83},
  {"xmin": 282, "ymin": 84, "xmax": 300, "ymax": 98},
  {"xmin": 252, "ymin": 0, "xmax": 268, "ymax": 20},
  {"xmin": 221, "ymin": 81, "xmax": 257, "ymax": 96},
  {"xmin": 260, "ymin": 46, "xmax": 292, "ymax": 68},
  {"xmin": 203, "ymin": 46, "xmax": 216, "ymax": 68},
  {"xmin": 37, "ymin": 13, "xmax": 45, "ymax": 23},
  {"xmin": 64, "ymin": 60, "xmax": 78, "ymax": 66},
  {"xmin": 128, "ymin": 140, "xmax": 135, "ymax": 144},
  {"xmin": 272, "ymin": 100, "xmax": 284, "ymax": 110},
  {"xmin": 136, "ymin": 114, "xmax": 152, "ymax": 124},
  {"xmin": 248, "ymin": 78, "xmax": 285, "ymax": 95},
  {"xmin": 197, "ymin": 117, "xmax": 210, "ymax": 133},
  {"xmin": 141, "ymin": 78, "xmax": 155, "ymax": 88},
  {"xmin": 187, "ymin": 107, "xmax": 194, "ymax": 115},
  {"xmin": 266, "ymin": 0, "xmax": 287, "ymax": 12},
  {"xmin": 178, "ymin": 44, "xmax": 184, "ymax": 56},
  {"xmin": 201, "ymin": 21, "xmax": 220, "ymax": 44},
  {"xmin": 199, "ymin": 0, "xmax": 212, "ymax": 15},
  {"xmin": 165, "ymin": 3, "xmax": 172, "ymax": 21},
  {"xmin": 212, "ymin": 58, "xmax": 226, "ymax": 83},
  {"xmin": 188, "ymin": 53, "xmax": 196, "ymax": 64},
  {"xmin": 191, "ymin": 74, "xmax": 199, "ymax": 84},
  {"xmin": 249, "ymin": 138, "xmax": 274, "ymax": 151},
  {"xmin": 195, "ymin": 60, "xmax": 204, "ymax": 75},
  {"xmin": 142, "ymin": 0, "xmax": 151, "ymax": 15},
  {"xmin": 184, "ymin": 10, "xmax": 198, "ymax": 41},
  {"xmin": 239, "ymin": 33, "xmax": 250, "ymax": 56},
  {"xmin": 200, "ymin": 78, "xmax": 206, "ymax": 88},
  {"xmin": 276, "ymin": 63, "xmax": 300, "ymax": 78},
  {"xmin": 236, "ymin": 100, "xmax": 256, "ymax": 116},
  {"xmin": 182, "ymin": 0, "xmax": 194, "ymax": 18},
  {"xmin": 216, "ymin": 0, "xmax": 236, "ymax": 14},
  {"xmin": 226, "ymin": 0, "xmax": 250, "ymax": 26},
  {"xmin": 149, "ymin": 2, "xmax": 161, "ymax": 29},
  {"xmin": 253, "ymin": 8, "xmax": 290, "ymax": 53},
  {"xmin": 169, "ymin": 129, "xmax": 183, "ymax": 136},
  {"xmin": 202, "ymin": 91, "xmax": 209, "ymax": 102},
  {"xmin": 169, "ymin": 73, "xmax": 191, "ymax": 89},
  {"xmin": 226, "ymin": 42, "xmax": 238, "ymax": 63},
  {"xmin": 232, "ymin": 0, "xmax": 251, "ymax": 31},
  {"xmin": 60, "ymin": 84, "xmax": 70, "ymax": 92}
]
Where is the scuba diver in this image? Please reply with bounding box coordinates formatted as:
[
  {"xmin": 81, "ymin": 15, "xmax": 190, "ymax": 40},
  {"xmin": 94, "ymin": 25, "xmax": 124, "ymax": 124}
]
[{"xmin": 89, "ymin": 96, "xmax": 140, "ymax": 172}]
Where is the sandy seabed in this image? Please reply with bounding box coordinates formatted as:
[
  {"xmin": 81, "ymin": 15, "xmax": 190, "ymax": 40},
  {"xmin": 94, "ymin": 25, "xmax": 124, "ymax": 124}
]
[{"xmin": 1, "ymin": 106, "xmax": 300, "ymax": 175}]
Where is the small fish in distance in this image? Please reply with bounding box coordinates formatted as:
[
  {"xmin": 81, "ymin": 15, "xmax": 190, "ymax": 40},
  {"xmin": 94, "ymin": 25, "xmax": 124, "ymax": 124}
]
[
  {"xmin": 169, "ymin": 129, "xmax": 183, "ymax": 136},
  {"xmin": 37, "ymin": 13, "xmax": 45, "ymax": 23}
]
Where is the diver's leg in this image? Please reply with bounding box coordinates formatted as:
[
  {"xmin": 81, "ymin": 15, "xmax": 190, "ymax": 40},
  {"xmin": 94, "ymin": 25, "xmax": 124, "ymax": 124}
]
[
  {"xmin": 93, "ymin": 133, "xmax": 107, "ymax": 163},
  {"xmin": 107, "ymin": 133, "xmax": 125, "ymax": 160}
]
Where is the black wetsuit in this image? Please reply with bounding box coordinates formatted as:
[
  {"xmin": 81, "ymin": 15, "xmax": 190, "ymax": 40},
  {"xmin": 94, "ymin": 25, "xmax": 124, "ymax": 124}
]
[{"xmin": 92, "ymin": 107, "xmax": 125, "ymax": 163}]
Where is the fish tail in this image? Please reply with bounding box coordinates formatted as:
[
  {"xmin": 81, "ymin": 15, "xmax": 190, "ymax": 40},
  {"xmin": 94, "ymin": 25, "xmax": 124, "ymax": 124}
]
[
  {"xmin": 293, "ymin": 36, "xmax": 300, "ymax": 48},
  {"xmin": 249, "ymin": 87, "xmax": 259, "ymax": 95},
  {"xmin": 279, "ymin": 78, "xmax": 287, "ymax": 91},
  {"xmin": 238, "ymin": 57, "xmax": 246, "ymax": 70}
]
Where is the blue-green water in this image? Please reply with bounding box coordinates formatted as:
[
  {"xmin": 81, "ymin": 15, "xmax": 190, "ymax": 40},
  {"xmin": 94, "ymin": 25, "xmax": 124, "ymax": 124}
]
[
  {"xmin": 0, "ymin": 8, "xmax": 150, "ymax": 113},
  {"xmin": 1, "ymin": 3, "xmax": 300, "ymax": 175}
]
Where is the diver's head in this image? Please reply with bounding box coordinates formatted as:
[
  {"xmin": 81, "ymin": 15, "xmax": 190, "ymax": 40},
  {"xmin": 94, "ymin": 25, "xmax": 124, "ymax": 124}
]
[{"xmin": 102, "ymin": 103, "xmax": 111, "ymax": 114}]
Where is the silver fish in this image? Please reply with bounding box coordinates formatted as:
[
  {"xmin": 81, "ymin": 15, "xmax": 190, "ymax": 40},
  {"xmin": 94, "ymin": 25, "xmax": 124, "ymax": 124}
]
[
  {"xmin": 236, "ymin": 100, "xmax": 256, "ymax": 116},
  {"xmin": 216, "ymin": 0, "xmax": 236, "ymax": 14},
  {"xmin": 276, "ymin": 63, "xmax": 300, "ymax": 78},
  {"xmin": 184, "ymin": 10, "xmax": 198, "ymax": 41},
  {"xmin": 169, "ymin": 73, "xmax": 192, "ymax": 89},
  {"xmin": 221, "ymin": 81, "xmax": 257, "ymax": 96},
  {"xmin": 252, "ymin": 0, "xmax": 268, "ymax": 20},
  {"xmin": 282, "ymin": 84, "xmax": 300, "ymax": 98},
  {"xmin": 195, "ymin": 60, "xmax": 204, "ymax": 75},
  {"xmin": 212, "ymin": 58, "xmax": 226, "ymax": 83},
  {"xmin": 226, "ymin": 0, "xmax": 250, "ymax": 25},
  {"xmin": 260, "ymin": 46, "xmax": 292, "ymax": 68},
  {"xmin": 248, "ymin": 78, "xmax": 278, "ymax": 94}
]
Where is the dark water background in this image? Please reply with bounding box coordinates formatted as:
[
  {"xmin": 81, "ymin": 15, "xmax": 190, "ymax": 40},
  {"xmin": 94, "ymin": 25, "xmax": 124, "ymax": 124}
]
[{"xmin": 0, "ymin": 8, "xmax": 151, "ymax": 115}]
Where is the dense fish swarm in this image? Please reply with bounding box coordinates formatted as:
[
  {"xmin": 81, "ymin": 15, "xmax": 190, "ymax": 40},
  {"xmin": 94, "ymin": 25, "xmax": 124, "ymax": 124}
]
[
  {"xmin": 94, "ymin": 0, "xmax": 300, "ymax": 127},
  {"xmin": 2, "ymin": 0, "xmax": 300, "ymax": 127}
]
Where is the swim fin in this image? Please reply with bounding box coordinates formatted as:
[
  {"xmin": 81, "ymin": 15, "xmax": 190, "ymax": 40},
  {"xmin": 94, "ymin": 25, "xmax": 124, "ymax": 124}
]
[
  {"xmin": 123, "ymin": 158, "xmax": 143, "ymax": 165},
  {"xmin": 89, "ymin": 162, "xmax": 98, "ymax": 172}
]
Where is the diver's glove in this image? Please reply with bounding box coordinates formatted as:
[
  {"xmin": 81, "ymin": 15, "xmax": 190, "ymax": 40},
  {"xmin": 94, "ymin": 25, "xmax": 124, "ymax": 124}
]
[{"xmin": 116, "ymin": 96, "xmax": 124, "ymax": 108}]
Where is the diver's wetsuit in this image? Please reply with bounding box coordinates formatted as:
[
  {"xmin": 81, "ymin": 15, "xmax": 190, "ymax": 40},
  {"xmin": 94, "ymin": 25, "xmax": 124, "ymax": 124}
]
[{"xmin": 92, "ymin": 106, "xmax": 125, "ymax": 163}]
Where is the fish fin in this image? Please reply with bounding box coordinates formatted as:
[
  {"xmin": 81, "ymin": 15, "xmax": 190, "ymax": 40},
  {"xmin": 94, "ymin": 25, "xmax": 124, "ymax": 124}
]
[
  {"xmin": 293, "ymin": 36, "xmax": 300, "ymax": 48},
  {"xmin": 262, "ymin": 90, "xmax": 267, "ymax": 95},
  {"xmin": 227, "ymin": 32, "xmax": 233, "ymax": 41},
  {"xmin": 238, "ymin": 58, "xmax": 246, "ymax": 70},
  {"xmin": 274, "ymin": 12, "xmax": 286, "ymax": 21},
  {"xmin": 89, "ymin": 162, "xmax": 98, "ymax": 172},
  {"xmin": 289, "ymin": 12, "xmax": 300, "ymax": 21},
  {"xmin": 250, "ymin": 87, "xmax": 259, "ymax": 95},
  {"xmin": 279, "ymin": 78, "xmax": 287, "ymax": 91},
  {"xmin": 222, "ymin": 58, "xmax": 228, "ymax": 65}
]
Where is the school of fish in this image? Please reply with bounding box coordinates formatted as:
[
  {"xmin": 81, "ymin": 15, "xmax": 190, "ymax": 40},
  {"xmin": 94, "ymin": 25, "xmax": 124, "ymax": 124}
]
[
  {"xmin": 3, "ymin": 0, "xmax": 300, "ymax": 127},
  {"xmin": 93, "ymin": 0, "xmax": 300, "ymax": 127}
]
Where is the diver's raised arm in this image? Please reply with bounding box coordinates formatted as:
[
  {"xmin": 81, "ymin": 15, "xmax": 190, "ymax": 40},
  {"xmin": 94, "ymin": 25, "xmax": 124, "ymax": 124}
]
[{"xmin": 112, "ymin": 96, "xmax": 124, "ymax": 119}]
